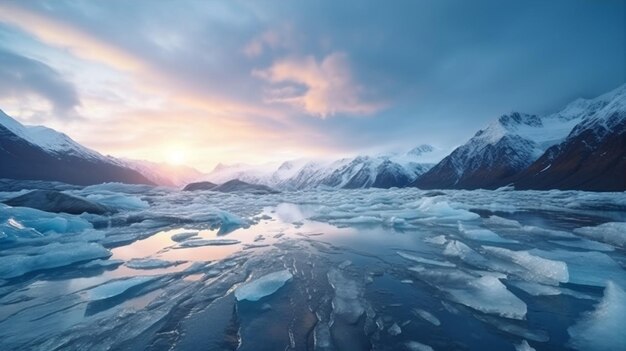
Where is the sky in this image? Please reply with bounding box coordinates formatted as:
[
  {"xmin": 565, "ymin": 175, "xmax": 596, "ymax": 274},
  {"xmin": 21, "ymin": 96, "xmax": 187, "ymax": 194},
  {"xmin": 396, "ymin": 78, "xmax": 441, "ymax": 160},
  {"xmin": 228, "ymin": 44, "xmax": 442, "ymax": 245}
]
[{"xmin": 0, "ymin": 0, "xmax": 624, "ymax": 171}]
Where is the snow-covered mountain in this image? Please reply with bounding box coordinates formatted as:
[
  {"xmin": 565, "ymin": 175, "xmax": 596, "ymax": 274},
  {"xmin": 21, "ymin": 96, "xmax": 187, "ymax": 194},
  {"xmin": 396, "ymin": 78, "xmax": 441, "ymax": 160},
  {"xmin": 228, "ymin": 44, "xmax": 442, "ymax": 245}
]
[
  {"xmin": 411, "ymin": 86, "xmax": 624, "ymax": 189},
  {"xmin": 204, "ymin": 145, "xmax": 437, "ymax": 190},
  {"xmin": 0, "ymin": 110, "xmax": 110, "ymax": 162},
  {"xmin": 119, "ymin": 159, "xmax": 205, "ymax": 187},
  {"xmin": 0, "ymin": 109, "xmax": 154, "ymax": 186},
  {"xmin": 514, "ymin": 84, "xmax": 626, "ymax": 191}
]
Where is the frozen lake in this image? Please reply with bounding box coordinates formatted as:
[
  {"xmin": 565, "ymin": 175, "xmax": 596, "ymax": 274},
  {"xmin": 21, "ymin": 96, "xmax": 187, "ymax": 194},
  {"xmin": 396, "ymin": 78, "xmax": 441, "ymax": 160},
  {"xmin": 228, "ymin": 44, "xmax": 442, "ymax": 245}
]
[{"xmin": 1, "ymin": 185, "xmax": 625, "ymax": 350}]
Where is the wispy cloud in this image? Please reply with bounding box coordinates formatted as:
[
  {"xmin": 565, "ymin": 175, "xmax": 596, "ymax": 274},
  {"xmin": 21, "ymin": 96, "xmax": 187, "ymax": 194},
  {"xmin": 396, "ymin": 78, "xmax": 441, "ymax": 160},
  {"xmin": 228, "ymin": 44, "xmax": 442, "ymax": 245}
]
[
  {"xmin": 0, "ymin": 48, "xmax": 79, "ymax": 117},
  {"xmin": 254, "ymin": 52, "xmax": 385, "ymax": 117}
]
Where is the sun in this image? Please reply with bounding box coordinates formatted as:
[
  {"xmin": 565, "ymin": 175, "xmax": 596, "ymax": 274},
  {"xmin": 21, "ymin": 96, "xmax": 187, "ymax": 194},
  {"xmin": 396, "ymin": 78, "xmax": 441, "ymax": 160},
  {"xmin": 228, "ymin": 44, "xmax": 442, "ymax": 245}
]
[{"xmin": 165, "ymin": 149, "xmax": 187, "ymax": 165}]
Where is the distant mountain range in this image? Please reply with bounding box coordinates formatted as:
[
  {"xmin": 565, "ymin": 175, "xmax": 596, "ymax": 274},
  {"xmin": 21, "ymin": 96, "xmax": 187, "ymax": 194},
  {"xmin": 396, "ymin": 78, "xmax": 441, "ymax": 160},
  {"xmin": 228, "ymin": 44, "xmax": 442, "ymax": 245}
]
[
  {"xmin": 203, "ymin": 145, "xmax": 438, "ymax": 190},
  {"xmin": 1, "ymin": 84, "xmax": 624, "ymax": 191},
  {"xmin": 413, "ymin": 83, "xmax": 626, "ymax": 191}
]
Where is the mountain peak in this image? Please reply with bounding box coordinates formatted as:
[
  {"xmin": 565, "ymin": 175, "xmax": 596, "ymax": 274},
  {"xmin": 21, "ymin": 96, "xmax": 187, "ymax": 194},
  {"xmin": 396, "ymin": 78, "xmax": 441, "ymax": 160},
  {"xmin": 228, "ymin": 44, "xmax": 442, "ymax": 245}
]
[{"xmin": 406, "ymin": 144, "xmax": 434, "ymax": 157}]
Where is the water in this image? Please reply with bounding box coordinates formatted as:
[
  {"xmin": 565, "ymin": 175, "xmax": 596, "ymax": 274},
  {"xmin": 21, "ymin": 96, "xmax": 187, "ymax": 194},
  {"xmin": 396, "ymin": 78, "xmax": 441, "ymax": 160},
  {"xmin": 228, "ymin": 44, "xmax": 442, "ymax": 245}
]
[{"xmin": 0, "ymin": 187, "xmax": 625, "ymax": 350}]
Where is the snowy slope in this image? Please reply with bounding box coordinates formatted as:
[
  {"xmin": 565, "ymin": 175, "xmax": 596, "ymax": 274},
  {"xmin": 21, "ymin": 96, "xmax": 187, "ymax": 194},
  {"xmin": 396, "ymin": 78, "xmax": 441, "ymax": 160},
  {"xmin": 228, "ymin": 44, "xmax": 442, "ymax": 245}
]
[
  {"xmin": 0, "ymin": 110, "xmax": 107, "ymax": 161},
  {"xmin": 203, "ymin": 145, "xmax": 438, "ymax": 190},
  {"xmin": 415, "ymin": 83, "xmax": 626, "ymax": 190},
  {"xmin": 413, "ymin": 95, "xmax": 597, "ymax": 189},
  {"xmin": 515, "ymin": 84, "xmax": 626, "ymax": 191}
]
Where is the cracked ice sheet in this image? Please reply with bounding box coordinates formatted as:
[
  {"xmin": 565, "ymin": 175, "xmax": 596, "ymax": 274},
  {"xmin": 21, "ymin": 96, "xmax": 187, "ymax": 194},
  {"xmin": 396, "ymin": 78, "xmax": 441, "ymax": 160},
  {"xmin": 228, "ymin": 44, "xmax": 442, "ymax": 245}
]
[{"xmin": 0, "ymin": 186, "xmax": 625, "ymax": 350}]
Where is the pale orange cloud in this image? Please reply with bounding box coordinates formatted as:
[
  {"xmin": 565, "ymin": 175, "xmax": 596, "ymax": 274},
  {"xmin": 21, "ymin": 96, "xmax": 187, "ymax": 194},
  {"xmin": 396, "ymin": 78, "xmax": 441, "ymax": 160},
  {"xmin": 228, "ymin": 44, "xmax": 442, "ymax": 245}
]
[{"xmin": 253, "ymin": 52, "xmax": 385, "ymax": 118}]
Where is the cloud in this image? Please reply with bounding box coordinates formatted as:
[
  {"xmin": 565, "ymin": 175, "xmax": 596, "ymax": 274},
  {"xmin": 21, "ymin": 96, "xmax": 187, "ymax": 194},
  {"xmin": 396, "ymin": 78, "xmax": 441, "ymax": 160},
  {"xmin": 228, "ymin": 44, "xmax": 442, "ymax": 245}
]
[
  {"xmin": 0, "ymin": 48, "xmax": 79, "ymax": 115},
  {"xmin": 253, "ymin": 52, "xmax": 385, "ymax": 118}
]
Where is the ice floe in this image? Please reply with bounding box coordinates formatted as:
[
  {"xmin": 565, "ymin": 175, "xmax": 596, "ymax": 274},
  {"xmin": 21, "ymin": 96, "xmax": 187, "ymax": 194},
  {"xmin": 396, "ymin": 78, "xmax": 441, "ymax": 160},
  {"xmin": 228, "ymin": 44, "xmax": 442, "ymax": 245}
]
[
  {"xmin": 445, "ymin": 276, "xmax": 527, "ymax": 320},
  {"xmin": 458, "ymin": 223, "xmax": 517, "ymax": 243},
  {"xmin": 177, "ymin": 239, "xmax": 241, "ymax": 247},
  {"xmin": 327, "ymin": 268, "xmax": 366, "ymax": 324},
  {"xmin": 126, "ymin": 258, "xmax": 186, "ymax": 269},
  {"xmin": 568, "ymin": 281, "xmax": 626, "ymax": 350},
  {"xmin": 573, "ymin": 222, "xmax": 626, "ymax": 248},
  {"xmin": 87, "ymin": 276, "xmax": 158, "ymax": 301},
  {"xmin": 482, "ymin": 246, "xmax": 569, "ymax": 284},
  {"xmin": 0, "ymin": 242, "xmax": 111, "ymax": 279},
  {"xmin": 397, "ymin": 251, "xmax": 456, "ymax": 267},
  {"xmin": 412, "ymin": 308, "xmax": 441, "ymax": 326},
  {"xmin": 235, "ymin": 269, "xmax": 293, "ymax": 301}
]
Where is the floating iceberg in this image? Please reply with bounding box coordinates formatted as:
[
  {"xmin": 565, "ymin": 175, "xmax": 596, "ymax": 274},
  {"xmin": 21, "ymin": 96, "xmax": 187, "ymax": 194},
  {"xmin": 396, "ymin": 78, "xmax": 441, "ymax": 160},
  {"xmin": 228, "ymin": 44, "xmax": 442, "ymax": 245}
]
[
  {"xmin": 405, "ymin": 341, "xmax": 434, "ymax": 351},
  {"xmin": 446, "ymin": 276, "xmax": 527, "ymax": 320},
  {"xmin": 388, "ymin": 322, "xmax": 401, "ymax": 336},
  {"xmin": 327, "ymin": 268, "xmax": 366, "ymax": 323},
  {"xmin": 84, "ymin": 193, "xmax": 149, "ymax": 211},
  {"xmin": 177, "ymin": 239, "xmax": 240, "ymax": 247},
  {"xmin": 529, "ymin": 249, "xmax": 624, "ymax": 288},
  {"xmin": 443, "ymin": 240, "xmax": 489, "ymax": 267},
  {"xmin": 482, "ymin": 246, "xmax": 569, "ymax": 284},
  {"xmin": 235, "ymin": 269, "xmax": 293, "ymax": 302},
  {"xmin": 126, "ymin": 258, "xmax": 185, "ymax": 269},
  {"xmin": 397, "ymin": 251, "xmax": 455, "ymax": 267},
  {"xmin": 573, "ymin": 222, "xmax": 626, "ymax": 248},
  {"xmin": 0, "ymin": 204, "xmax": 92, "ymax": 234},
  {"xmin": 458, "ymin": 223, "xmax": 517, "ymax": 243},
  {"xmin": 568, "ymin": 281, "xmax": 626, "ymax": 350},
  {"xmin": 515, "ymin": 340, "xmax": 536, "ymax": 351},
  {"xmin": 0, "ymin": 242, "xmax": 111, "ymax": 279},
  {"xmin": 170, "ymin": 231, "xmax": 199, "ymax": 242},
  {"xmin": 88, "ymin": 276, "xmax": 157, "ymax": 301},
  {"xmin": 412, "ymin": 308, "xmax": 441, "ymax": 326}
]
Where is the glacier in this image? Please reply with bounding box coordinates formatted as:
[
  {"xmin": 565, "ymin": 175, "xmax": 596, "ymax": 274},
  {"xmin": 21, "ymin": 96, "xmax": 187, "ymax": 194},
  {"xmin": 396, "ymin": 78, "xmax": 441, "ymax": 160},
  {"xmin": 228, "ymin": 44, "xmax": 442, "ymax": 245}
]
[{"xmin": 0, "ymin": 184, "xmax": 624, "ymax": 350}]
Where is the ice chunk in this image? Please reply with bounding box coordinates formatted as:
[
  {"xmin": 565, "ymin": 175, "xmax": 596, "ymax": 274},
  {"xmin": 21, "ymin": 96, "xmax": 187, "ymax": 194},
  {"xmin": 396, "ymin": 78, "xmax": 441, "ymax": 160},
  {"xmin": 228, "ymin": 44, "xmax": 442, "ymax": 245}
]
[
  {"xmin": 405, "ymin": 341, "xmax": 434, "ymax": 351},
  {"xmin": 177, "ymin": 239, "xmax": 240, "ymax": 247},
  {"xmin": 515, "ymin": 340, "xmax": 536, "ymax": 351},
  {"xmin": 485, "ymin": 215, "xmax": 522, "ymax": 228},
  {"xmin": 424, "ymin": 235, "xmax": 447, "ymax": 245},
  {"xmin": 215, "ymin": 211, "xmax": 248, "ymax": 234},
  {"xmin": 397, "ymin": 251, "xmax": 456, "ymax": 267},
  {"xmin": 327, "ymin": 268, "xmax": 366, "ymax": 323},
  {"xmin": 529, "ymin": 249, "xmax": 624, "ymax": 288},
  {"xmin": 416, "ymin": 198, "xmax": 479, "ymax": 221},
  {"xmin": 458, "ymin": 223, "xmax": 516, "ymax": 243},
  {"xmin": 443, "ymin": 240, "xmax": 489, "ymax": 267},
  {"xmin": 388, "ymin": 322, "xmax": 401, "ymax": 336},
  {"xmin": 482, "ymin": 246, "xmax": 569, "ymax": 284},
  {"xmin": 0, "ymin": 242, "xmax": 111, "ymax": 279},
  {"xmin": 88, "ymin": 276, "xmax": 157, "ymax": 301},
  {"xmin": 81, "ymin": 258, "xmax": 124, "ymax": 269},
  {"xmin": 234, "ymin": 269, "xmax": 293, "ymax": 302},
  {"xmin": 446, "ymin": 276, "xmax": 527, "ymax": 320},
  {"xmin": 170, "ymin": 231, "xmax": 199, "ymax": 242},
  {"xmin": 126, "ymin": 258, "xmax": 185, "ymax": 270},
  {"xmin": 0, "ymin": 217, "xmax": 42, "ymax": 240},
  {"xmin": 0, "ymin": 205, "xmax": 91, "ymax": 234},
  {"xmin": 84, "ymin": 193, "xmax": 149, "ymax": 210},
  {"xmin": 568, "ymin": 281, "xmax": 626, "ymax": 350},
  {"xmin": 412, "ymin": 308, "xmax": 441, "ymax": 326},
  {"xmin": 573, "ymin": 222, "xmax": 626, "ymax": 248}
]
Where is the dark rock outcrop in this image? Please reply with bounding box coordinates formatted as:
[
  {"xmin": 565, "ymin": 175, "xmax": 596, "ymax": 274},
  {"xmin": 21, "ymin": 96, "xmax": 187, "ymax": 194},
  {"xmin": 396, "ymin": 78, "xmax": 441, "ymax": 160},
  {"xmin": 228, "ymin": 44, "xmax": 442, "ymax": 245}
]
[
  {"xmin": 4, "ymin": 190, "xmax": 111, "ymax": 215},
  {"xmin": 211, "ymin": 179, "xmax": 278, "ymax": 194},
  {"xmin": 183, "ymin": 181, "xmax": 217, "ymax": 191}
]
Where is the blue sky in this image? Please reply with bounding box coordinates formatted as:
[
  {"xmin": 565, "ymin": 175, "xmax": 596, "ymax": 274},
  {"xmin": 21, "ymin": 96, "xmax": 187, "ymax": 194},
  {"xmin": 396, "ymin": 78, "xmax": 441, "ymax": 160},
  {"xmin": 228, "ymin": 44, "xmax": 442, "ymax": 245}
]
[{"xmin": 0, "ymin": 0, "xmax": 623, "ymax": 170}]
